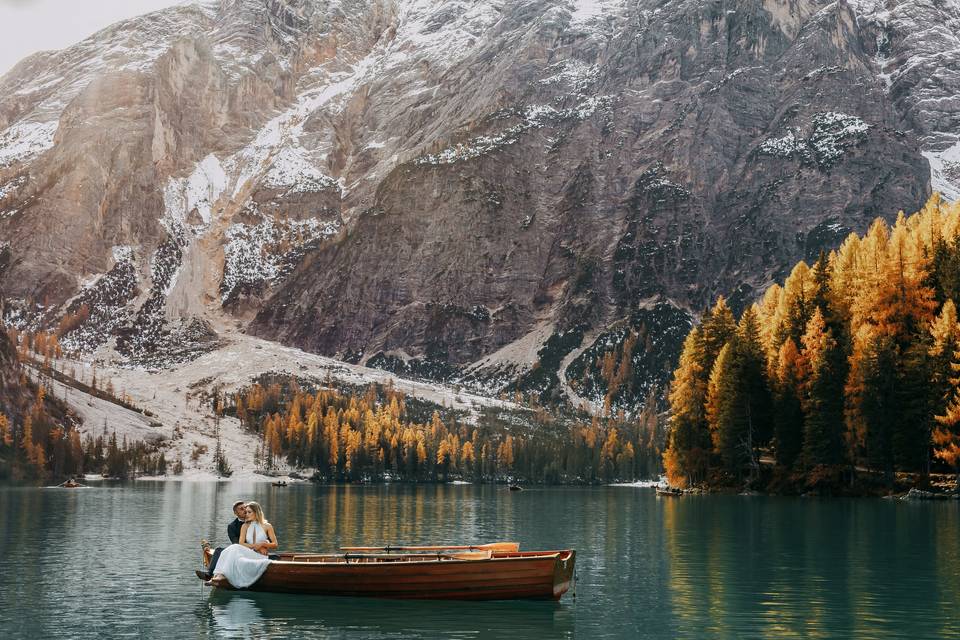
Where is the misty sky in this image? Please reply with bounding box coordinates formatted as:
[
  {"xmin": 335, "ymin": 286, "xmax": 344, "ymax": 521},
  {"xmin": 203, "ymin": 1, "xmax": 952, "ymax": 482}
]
[{"xmin": 0, "ymin": 0, "xmax": 187, "ymax": 76}]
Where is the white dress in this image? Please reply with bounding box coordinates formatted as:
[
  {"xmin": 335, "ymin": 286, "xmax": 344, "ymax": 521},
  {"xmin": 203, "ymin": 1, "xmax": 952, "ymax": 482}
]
[{"xmin": 213, "ymin": 521, "xmax": 273, "ymax": 588}]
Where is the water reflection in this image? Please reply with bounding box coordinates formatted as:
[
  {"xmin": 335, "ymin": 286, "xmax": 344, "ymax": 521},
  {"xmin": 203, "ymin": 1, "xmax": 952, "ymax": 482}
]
[
  {"xmin": 660, "ymin": 495, "xmax": 960, "ymax": 639},
  {"xmin": 199, "ymin": 590, "xmax": 573, "ymax": 639},
  {"xmin": 1, "ymin": 484, "xmax": 958, "ymax": 639}
]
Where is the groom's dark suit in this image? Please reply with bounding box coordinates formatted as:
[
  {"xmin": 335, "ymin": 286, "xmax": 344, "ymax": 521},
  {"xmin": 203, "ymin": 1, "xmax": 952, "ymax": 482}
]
[
  {"xmin": 207, "ymin": 517, "xmax": 245, "ymax": 576},
  {"xmin": 227, "ymin": 517, "xmax": 243, "ymax": 544}
]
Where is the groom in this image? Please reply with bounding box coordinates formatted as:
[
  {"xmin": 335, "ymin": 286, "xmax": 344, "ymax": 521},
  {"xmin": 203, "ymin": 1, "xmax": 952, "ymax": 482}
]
[{"xmin": 204, "ymin": 500, "xmax": 247, "ymax": 578}]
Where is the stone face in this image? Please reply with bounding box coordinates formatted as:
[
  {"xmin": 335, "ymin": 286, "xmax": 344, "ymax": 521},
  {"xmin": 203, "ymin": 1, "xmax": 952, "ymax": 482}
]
[{"xmin": 0, "ymin": 0, "xmax": 953, "ymax": 400}]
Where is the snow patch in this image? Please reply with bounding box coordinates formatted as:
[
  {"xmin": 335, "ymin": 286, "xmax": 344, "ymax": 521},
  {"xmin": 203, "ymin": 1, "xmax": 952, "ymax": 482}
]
[
  {"xmin": 221, "ymin": 209, "xmax": 340, "ymax": 302},
  {"xmin": 0, "ymin": 121, "xmax": 58, "ymax": 167},
  {"xmin": 757, "ymin": 112, "xmax": 870, "ymax": 168},
  {"xmin": 185, "ymin": 154, "xmax": 227, "ymax": 224},
  {"xmin": 415, "ymin": 96, "xmax": 614, "ymax": 166},
  {"xmin": 922, "ymin": 140, "xmax": 960, "ymax": 202},
  {"xmin": 539, "ymin": 60, "xmax": 600, "ymax": 93},
  {"xmin": 263, "ymin": 146, "xmax": 339, "ymax": 194},
  {"xmin": 568, "ymin": 0, "xmax": 619, "ymax": 27},
  {"xmin": 0, "ymin": 175, "xmax": 26, "ymax": 200},
  {"xmin": 112, "ymin": 245, "xmax": 135, "ymax": 263}
]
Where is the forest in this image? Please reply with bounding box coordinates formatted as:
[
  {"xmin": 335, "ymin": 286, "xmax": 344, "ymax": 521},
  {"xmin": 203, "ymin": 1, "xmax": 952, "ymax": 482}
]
[
  {"xmin": 224, "ymin": 377, "xmax": 663, "ymax": 484},
  {"xmin": 664, "ymin": 194, "xmax": 960, "ymax": 494}
]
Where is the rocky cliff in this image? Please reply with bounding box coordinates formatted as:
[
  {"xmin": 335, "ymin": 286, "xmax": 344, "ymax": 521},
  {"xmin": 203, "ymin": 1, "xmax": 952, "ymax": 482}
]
[{"xmin": 0, "ymin": 0, "xmax": 954, "ymax": 412}]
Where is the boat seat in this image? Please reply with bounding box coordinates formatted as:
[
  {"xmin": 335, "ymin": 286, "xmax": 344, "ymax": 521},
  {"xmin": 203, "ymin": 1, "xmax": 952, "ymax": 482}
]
[{"xmin": 443, "ymin": 550, "xmax": 492, "ymax": 560}]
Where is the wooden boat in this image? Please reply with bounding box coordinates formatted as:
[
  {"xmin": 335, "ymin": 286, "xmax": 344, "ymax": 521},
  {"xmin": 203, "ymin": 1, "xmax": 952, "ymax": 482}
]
[
  {"xmin": 656, "ymin": 486, "xmax": 683, "ymax": 497},
  {"xmin": 507, "ymin": 484, "xmax": 523, "ymax": 491},
  {"xmin": 197, "ymin": 542, "xmax": 575, "ymax": 600},
  {"xmin": 271, "ymin": 481, "xmax": 288, "ymax": 487}
]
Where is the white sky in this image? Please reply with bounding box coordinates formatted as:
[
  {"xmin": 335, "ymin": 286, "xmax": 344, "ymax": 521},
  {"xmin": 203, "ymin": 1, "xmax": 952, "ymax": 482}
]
[{"xmin": 0, "ymin": 0, "xmax": 187, "ymax": 77}]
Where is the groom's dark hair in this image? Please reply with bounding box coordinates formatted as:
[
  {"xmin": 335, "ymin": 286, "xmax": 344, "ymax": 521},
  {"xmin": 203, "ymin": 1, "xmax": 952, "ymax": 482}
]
[{"xmin": 232, "ymin": 500, "xmax": 246, "ymax": 510}]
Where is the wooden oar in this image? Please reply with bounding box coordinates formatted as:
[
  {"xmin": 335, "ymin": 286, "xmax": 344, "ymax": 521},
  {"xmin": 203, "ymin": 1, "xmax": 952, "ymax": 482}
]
[{"xmin": 340, "ymin": 542, "xmax": 519, "ymax": 553}]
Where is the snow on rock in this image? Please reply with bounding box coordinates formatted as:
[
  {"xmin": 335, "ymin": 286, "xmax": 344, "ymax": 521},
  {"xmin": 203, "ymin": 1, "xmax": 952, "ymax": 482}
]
[
  {"xmin": 459, "ymin": 322, "xmax": 555, "ymax": 395},
  {"xmin": 221, "ymin": 206, "xmax": 340, "ymax": 302},
  {"xmin": 112, "ymin": 245, "xmax": 134, "ymax": 263},
  {"xmin": 757, "ymin": 112, "xmax": 870, "ymax": 168},
  {"xmin": 758, "ymin": 129, "xmax": 806, "ymax": 158},
  {"xmin": 570, "ymin": 0, "xmax": 622, "ymax": 27},
  {"xmin": 185, "ymin": 154, "xmax": 227, "ymax": 224},
  {"xmin": 59, "ymin": 248, "xmax": 139, "ymax": 354},
  {"xmin": 0, "ymin": 121, "xmax": 58, "ymax": 167},
  {"xmin": 0, "ymin": 175, "xmax": 26, "ymax": 200},
  {"xmin": 415, "ymin": 96, "xmax": 614, "ymax": 166},
  {"xmin": 227, "ymin": 57, "xmax": 376, "ymax": 198},
  {"xmin": 539, "ymin": 60, "xmax": 600, "ymax": 93},
  {"xmin": 922, "ymin": 140, "xmax": 960, "ymax": 201},
  {"xmin": 809, "ymin": 112, "xmax": 871, "ymax": 165},
  {"xmin": 263, "ymin": 146, "xmax": 339, "ymax": 194}
]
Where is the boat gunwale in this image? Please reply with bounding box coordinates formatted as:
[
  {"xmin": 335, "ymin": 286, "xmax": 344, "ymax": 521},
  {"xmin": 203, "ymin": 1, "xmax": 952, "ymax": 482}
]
[{"xmin": 271, "ymin": 550, "xmax": 572, "ymax": 568}]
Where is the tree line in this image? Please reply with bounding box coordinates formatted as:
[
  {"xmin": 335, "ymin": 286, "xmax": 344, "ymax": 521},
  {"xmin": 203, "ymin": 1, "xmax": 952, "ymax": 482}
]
[
  {"xmin": 1, "ymin": 328, "xmax": 173, "ymax": 482},
  {"xmin": 664, "ymin": 194, "xmax": 960, "ymax": 493},
  {"xmin": 227, "ymin": 378, "xmax": 665, "ymax": 484}
]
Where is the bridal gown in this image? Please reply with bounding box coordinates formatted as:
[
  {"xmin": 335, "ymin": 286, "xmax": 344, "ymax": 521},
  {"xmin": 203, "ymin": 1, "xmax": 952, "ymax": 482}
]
[{"xmin": 213, "ymin": 521, "xmax": 273, "ymax": 588}]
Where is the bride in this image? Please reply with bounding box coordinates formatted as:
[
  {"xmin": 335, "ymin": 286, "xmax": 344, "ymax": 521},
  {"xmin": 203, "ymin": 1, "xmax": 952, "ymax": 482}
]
[{"xmin": 208, "ymin": 502, "xmax": 279, "ymax": 588}]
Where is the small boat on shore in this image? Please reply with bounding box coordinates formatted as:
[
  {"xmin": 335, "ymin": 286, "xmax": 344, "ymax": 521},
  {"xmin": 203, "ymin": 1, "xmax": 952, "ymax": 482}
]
[
  {"xmin": 197, "ymin": 542, "xmax": 575, "ymax": 600},
  {"xmin": 656, "ymin": 486, "xmax": 683, "ymax": 497}
]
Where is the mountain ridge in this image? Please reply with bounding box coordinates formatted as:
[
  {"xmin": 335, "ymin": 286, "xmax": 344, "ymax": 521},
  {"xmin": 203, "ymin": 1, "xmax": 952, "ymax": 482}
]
[{"xmin": 0, "ymin": 0, "xmax": 954, "ymax": 415}]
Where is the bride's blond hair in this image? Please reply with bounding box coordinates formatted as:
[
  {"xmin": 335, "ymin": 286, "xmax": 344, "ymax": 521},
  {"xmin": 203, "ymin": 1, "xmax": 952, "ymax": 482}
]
[{"xmin": 246, "ymin": 501, "xmax": 268, "ymax": 526}]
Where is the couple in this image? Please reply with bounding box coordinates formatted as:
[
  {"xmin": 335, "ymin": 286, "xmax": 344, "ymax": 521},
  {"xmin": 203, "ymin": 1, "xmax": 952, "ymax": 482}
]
[{"xmin": 206, "ymin": 500, "xmax": 280, "ymax": 588}]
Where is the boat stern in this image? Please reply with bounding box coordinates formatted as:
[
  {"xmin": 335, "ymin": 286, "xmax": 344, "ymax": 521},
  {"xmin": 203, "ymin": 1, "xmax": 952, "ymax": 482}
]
[{"xmin": 552, "ymin": 550, "xmax": 576, "ymax": 599}]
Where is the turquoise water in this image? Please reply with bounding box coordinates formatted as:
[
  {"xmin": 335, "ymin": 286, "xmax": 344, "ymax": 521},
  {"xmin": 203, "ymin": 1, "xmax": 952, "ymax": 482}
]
[{"xmin": 0, "ymin": 483, "xmax": 957, "ymax": 639}]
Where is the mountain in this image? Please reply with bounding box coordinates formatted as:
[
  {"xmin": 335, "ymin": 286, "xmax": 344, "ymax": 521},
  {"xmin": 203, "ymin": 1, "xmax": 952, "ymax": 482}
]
[{"xmin": 0, "ymin": 0, "xmax": 954, "ymax": 416}]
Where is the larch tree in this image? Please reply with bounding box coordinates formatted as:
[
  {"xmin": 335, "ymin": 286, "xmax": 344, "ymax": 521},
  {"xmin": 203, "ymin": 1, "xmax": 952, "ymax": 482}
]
[
  {"xmin": 799, "ymin": 309, "xmax": 846, "ymax": 470},
  {"xmin": 846, "ymin": 327, "xmax": 898, "ymax": 480},
  {"xmin": 664, "ymin": 328, "xmax": 711, "ymax": 487},
  {"xmin": 699, "ymin": 297, "xmax": 737, "ymax": 375},
  {"xmin": 772, "ymin": 338, "xmax": 804, "ymax": 469},
  {"xmin": 705, "ymin": 308, "xmax": 772, "ymax": 482},
  {"xmin": 778, "ymin": 261, "xmax": 814, "ymax": 348}
]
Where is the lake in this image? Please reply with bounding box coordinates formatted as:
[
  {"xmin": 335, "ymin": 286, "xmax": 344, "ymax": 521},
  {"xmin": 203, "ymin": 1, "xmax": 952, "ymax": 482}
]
[{"xmin": 0, "ymin": 483, "xmax": 957, "ymax": 639}]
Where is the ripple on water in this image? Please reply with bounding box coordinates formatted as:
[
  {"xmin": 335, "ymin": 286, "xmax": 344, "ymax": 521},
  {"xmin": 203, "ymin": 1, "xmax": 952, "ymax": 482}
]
[{"xmin": 1, "ymin": 484, "xmax": 958, "ymax": 639}]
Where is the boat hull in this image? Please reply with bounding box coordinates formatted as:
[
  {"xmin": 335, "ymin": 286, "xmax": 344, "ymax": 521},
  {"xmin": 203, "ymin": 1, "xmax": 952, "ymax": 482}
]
[{"xmin": 203, "ymin": 549, "xmax": 576, "ymax": 601}]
